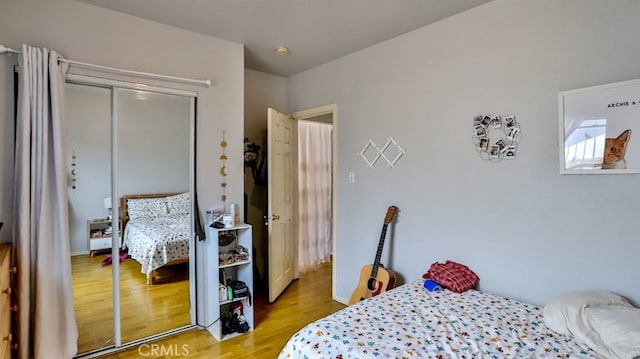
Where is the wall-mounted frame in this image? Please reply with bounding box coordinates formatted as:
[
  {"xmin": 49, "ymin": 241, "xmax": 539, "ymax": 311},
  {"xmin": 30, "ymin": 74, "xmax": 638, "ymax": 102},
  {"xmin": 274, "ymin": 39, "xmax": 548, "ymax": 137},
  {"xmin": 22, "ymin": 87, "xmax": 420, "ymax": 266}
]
[{"xmin": 559, "ymin": 78, "xmax": 640, "ymax": 174}]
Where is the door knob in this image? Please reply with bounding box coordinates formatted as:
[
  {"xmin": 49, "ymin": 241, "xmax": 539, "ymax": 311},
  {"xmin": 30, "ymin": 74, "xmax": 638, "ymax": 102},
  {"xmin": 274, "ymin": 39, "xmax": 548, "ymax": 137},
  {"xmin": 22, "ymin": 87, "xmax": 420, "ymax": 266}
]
[{"xmin": 272, "ymin": 214, "xmax": 280, "ymax": 221}]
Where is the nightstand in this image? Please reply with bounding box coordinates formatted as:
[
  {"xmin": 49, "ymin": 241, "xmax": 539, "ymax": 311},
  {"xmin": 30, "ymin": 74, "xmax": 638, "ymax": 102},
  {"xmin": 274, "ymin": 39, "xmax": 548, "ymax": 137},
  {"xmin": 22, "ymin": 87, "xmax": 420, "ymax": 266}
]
[{"xmin": 87, "ymin": 218, "xmax": 121, "ymax": 258}]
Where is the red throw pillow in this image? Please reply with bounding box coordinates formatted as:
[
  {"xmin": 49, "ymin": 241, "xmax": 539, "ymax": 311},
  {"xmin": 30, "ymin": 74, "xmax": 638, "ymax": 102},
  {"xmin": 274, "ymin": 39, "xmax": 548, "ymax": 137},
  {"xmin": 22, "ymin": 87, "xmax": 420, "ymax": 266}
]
[{"xmin": 423, "ymin": 260, "xmax": 479, "ymax": 293}]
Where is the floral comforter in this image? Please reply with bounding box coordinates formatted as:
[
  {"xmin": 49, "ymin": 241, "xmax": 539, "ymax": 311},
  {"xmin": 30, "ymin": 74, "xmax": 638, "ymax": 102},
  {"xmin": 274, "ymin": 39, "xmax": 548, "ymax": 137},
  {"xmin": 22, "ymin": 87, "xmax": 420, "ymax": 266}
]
[
  {"xmin": 279, "ymin": 280, "xmax": 601, "ymax": 358},
  {"xmin": 123, "ymin": 216, "xmax": 189, "ymax": 281}
]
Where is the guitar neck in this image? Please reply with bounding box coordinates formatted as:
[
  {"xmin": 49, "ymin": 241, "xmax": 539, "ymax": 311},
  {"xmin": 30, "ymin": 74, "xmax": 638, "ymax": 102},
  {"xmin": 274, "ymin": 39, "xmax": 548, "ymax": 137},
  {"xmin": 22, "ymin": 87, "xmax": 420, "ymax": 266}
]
[{"xmin": 370, "ymin": 223, "xmax": 389, "ymax": 277}]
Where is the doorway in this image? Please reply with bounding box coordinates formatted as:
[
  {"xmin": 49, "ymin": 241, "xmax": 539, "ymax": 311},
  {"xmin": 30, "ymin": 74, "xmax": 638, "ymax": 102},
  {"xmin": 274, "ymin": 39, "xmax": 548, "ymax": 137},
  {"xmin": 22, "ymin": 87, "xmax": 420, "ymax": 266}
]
[
  {"xmin": 296, "ymin": 117, "xmax": 333, "ymax": 267},
  {"xmin": 262, "ymin": 105, "xmax": 337, "ymax": 303},
  {"xmin": 245, "ymin": 104, "xmax": 336, "ymax": 304},
  {"xmin": 291, "ymin": 105, "xmax": 336, "ymax": 295}
]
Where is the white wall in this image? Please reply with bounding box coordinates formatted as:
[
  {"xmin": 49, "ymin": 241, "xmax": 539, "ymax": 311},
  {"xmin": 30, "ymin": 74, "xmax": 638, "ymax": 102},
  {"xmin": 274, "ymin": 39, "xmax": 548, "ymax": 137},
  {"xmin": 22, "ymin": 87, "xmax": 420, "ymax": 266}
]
[
  {"xmin": 0, "ymin": 0, "xmax": 245, "ymax": 243},
  {"xmin": 288, "ymin": 0, "xmax": 640, "ymax": 306}
]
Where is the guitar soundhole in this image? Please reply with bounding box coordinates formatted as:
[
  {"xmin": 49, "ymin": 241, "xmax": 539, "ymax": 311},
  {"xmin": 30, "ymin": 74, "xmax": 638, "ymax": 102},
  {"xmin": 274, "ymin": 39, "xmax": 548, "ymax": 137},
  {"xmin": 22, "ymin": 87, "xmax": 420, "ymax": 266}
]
[{"xmin": 366, "ymin": 277, "xmax": 378, "ymax": 291}]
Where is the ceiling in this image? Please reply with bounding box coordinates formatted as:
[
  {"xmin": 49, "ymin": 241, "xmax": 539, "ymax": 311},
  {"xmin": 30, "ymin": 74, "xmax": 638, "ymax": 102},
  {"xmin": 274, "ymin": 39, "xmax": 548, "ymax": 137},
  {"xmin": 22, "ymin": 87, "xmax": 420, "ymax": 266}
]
[{"xmin": 77, "ymin": 0, "xmax": 493, "ymax": 77}]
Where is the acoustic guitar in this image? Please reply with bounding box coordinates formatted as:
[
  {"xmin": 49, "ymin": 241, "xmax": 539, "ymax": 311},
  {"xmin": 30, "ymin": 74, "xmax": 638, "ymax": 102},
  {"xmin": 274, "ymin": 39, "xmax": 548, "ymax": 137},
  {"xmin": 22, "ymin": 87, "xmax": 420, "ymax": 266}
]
[{"xmin": 348, "ymin": 205, "xmax": 398, "ymax": 305}]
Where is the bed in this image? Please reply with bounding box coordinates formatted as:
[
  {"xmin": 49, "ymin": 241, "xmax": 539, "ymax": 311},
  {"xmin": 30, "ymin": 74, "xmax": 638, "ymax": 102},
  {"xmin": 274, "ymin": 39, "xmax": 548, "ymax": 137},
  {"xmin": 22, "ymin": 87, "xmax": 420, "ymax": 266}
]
[
  {"xmin": 121, "ymin": 192, "xmax": 190, "ymax": 285},
  {"xmin": 278, "ymin": 279, "xmax": 607, "ymax": 358}
]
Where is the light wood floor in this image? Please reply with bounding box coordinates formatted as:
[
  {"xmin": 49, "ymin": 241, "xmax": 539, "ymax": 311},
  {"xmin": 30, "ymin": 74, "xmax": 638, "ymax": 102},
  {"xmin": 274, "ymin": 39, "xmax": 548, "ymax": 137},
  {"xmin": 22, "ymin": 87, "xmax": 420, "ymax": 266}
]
[
  {"xmin": 101, "ymin": 262, "xmax": 345, "ymax": 358},
  {"xmin": 72, "ymin": 253, "xmax": 191, "ymax": 355}
]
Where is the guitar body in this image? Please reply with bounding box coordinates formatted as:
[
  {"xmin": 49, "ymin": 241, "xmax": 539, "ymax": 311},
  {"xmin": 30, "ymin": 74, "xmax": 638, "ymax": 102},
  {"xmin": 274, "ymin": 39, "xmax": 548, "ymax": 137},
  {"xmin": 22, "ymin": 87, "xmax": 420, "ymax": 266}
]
[
  {"xmin": 348, "ymin": 264, "xmax": 396, "ymax": 305},
  {"xmin": 348, "ymin": 206, "xmax": 399, "ymax": 306}
]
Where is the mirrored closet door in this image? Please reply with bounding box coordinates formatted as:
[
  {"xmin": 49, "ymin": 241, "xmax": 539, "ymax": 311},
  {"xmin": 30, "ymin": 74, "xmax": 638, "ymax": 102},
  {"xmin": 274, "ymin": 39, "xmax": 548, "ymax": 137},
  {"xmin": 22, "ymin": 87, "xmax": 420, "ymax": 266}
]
[
  {"xmin": 66, "ymin": 80, "xmax": 195, "ymax": 356},
  {"xmin": 67, "ymin": 83, "xmax": 115, "ymax": 353},
  {"xmin": 115, "ymin": 87, "xmax": 193, "ymax": 345}
]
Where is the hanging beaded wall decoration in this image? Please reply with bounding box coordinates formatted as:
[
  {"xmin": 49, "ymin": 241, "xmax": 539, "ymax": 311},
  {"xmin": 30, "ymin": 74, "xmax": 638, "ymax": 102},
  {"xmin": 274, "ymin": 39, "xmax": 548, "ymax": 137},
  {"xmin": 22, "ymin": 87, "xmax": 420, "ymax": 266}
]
[
  {"xmin": 70, "ymin": 150, "xmax": 78, "ymax": 189},
  {"xmin": 472, "ymin": 114, "xmax": 522, "ymax": 161},
  {"xmin": 220, "ymin": 131, "xmax": 228, "ymax": 210}
]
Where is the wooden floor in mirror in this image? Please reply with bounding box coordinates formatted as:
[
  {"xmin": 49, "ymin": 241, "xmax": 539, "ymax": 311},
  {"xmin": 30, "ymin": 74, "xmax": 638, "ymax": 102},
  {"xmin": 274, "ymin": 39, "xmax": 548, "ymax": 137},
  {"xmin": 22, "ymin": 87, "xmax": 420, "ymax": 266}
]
[
  {"xmin": 71, "ymin": 254, "xmax": 191, "ymax": 354},
  {"xmin": 86, "ymin": 261, "xmax": 343, "ymax": 358}
]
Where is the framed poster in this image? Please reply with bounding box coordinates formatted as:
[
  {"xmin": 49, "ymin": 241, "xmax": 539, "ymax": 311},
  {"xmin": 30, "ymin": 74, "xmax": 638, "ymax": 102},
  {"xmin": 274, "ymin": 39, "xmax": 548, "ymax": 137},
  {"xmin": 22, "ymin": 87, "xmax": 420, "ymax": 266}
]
[{"xmin": 559, "ymin": 78, "xmax": 640, "ymax": 174}]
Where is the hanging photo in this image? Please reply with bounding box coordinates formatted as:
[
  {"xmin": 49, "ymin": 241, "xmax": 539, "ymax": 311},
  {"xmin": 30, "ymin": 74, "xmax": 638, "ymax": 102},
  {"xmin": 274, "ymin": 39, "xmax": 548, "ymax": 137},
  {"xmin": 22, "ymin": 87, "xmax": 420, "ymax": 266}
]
[
  {"xmin": 505, "ymin": 146, "xmax": 516, "ymax": 159},
  {"xmin": 474, "ymin": 124, "xmax": 486, "ymax": 138},
  {"xmin": 477, "ymin": 137, "xmax": 489, "ymax": 152},
  {"xmin": 491, "ymin": 115, "xmax": 502, "ymax": 129},
  {"xmin": 489, "ymin": 145, "xmax": 500, "ymax": 159},
  {"xmin": 504, "ymin": 115, "xmax": 516, "ymax": 128},
  {"xmin": 507, "ymin": 127, "xmax": 520, "ymax": 141}
]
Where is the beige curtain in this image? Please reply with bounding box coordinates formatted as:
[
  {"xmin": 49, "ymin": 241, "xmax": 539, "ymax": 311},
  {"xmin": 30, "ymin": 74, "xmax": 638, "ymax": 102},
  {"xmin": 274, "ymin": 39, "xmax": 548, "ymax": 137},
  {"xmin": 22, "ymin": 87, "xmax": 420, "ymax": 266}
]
[
  {"xmin": 297, "ymin": 120, "xmax": 333, "ymax": 266},
  {"xmin": 14, "ymin": 45, "xmax": 77, "ymax": 358}
]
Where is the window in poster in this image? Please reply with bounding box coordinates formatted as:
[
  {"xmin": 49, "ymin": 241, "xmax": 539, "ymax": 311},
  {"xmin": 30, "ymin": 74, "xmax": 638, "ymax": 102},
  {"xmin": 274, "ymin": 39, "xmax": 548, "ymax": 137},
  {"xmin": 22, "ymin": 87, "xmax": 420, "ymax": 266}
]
[{"xmin": 559, "ymin": 78, "xmax": 640, "ymax": 174}]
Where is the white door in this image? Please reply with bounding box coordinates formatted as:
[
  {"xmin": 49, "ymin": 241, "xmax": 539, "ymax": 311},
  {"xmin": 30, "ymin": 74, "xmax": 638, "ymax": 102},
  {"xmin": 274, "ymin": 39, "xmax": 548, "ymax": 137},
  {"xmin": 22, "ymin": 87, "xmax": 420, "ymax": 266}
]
[{"xmin": 267, "ymin": 108, "xmax": 295, "ymax": 302}]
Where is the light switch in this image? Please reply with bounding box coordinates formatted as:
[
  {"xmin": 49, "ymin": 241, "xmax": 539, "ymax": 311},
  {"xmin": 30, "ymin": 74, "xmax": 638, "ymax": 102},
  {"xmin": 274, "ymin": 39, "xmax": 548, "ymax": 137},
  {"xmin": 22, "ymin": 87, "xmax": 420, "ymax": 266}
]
[{"xmin": 348, "ymin": 171, "xmax": 356, "ymax": 183}]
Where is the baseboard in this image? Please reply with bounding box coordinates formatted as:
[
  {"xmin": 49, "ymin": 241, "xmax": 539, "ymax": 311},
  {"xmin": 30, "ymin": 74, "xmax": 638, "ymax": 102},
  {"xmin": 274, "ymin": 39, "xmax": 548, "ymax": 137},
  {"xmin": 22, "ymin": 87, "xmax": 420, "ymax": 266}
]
[{"xmin": 333, "ymin": 294, "xmax": 348, "ymax": 305}]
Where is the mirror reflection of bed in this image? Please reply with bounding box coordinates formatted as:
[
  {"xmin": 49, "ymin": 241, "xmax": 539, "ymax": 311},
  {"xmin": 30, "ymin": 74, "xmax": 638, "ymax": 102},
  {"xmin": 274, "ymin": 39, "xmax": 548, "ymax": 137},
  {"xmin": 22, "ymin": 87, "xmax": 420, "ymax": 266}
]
[{"xmin": 120, "ymin": 192, "xmax": 191, "ymax": 285}]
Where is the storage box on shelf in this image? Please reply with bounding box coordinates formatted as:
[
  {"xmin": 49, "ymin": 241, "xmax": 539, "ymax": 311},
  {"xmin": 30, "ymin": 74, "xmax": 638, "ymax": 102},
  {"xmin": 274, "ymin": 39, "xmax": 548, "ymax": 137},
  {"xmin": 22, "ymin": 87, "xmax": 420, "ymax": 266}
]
[{"xmin": 203, "ymin": 223, "xmax": 253, "ymax": 341}]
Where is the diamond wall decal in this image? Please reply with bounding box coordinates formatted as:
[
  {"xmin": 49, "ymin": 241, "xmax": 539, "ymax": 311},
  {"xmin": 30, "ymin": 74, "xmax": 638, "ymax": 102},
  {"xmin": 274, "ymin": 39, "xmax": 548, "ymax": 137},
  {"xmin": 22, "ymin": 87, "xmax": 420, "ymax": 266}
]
[{"xmin": 357, "ymin": 137, "xmax": 405, "ymax": 168}]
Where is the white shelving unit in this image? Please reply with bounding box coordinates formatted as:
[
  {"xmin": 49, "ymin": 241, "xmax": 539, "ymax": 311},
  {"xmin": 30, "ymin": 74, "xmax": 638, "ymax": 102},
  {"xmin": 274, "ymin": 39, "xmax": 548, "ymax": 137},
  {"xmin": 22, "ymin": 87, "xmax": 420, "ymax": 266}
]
[{"xmin": 203, "ymin": 223, "xmax": 254, "ymax": 341}]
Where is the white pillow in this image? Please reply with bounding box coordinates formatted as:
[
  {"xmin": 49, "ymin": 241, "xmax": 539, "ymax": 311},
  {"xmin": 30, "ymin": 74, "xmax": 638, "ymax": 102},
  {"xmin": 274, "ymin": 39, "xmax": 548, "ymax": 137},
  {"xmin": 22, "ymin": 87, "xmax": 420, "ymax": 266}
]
[
  {"xmin": 544, "ymin": 290, "xmax": 638, "ymax": 359},
  {"xmin": 166, "ymin": 192, "xmax": 190, "ymax": 216},
  {"xmin": 584, "ymin": 306, "xmax": 640, "ymax": 359},
  {"xmin": 544, "ymin": 290, "xmax": 630, "ymax": 336},
  {"xmin": 127, "ymin": 197, "xmax": 168, "ymax": 219}
]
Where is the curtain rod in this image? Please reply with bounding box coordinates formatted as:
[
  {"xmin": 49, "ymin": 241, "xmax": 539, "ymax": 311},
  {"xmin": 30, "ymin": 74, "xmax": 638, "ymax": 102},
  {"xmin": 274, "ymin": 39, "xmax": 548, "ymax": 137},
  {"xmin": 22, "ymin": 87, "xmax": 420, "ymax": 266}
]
[
  {"xmin": 0, "ymin": 45, "xmax": 20, "ymax": 55},
  {"xmin": 0, "ymin": 44, "xmax": 211, "ymax": 88}
]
